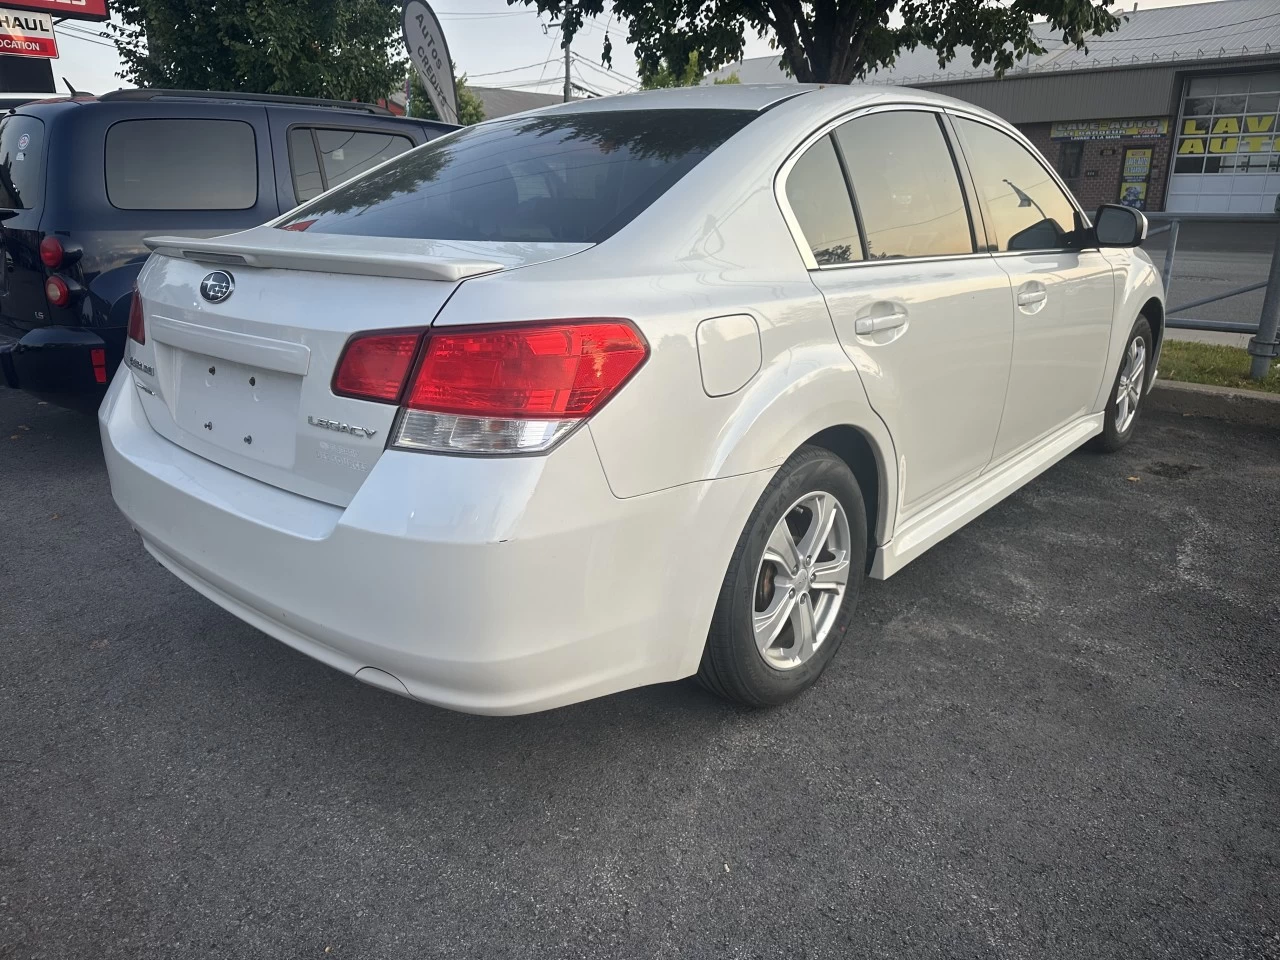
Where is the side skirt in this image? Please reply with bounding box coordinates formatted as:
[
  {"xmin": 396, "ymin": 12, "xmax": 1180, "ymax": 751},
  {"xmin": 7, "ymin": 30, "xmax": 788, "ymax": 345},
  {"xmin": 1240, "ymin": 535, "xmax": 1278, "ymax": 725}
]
[{"xmin": 870, "ymin": 412, "xmax": 1104, "ymax": 579}]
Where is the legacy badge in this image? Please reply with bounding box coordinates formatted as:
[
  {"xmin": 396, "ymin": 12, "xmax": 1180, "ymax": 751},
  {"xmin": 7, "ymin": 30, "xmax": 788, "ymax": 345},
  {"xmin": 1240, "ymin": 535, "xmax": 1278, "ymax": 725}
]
[{"xmin": 308, "ymin": 415, "xmax": 377, "ymax": 439}]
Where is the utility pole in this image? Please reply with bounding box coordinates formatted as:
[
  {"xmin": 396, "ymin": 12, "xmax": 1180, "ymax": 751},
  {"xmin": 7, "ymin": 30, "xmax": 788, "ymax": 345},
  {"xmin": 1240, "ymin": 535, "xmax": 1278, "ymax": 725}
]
[{"xmin": 563, "ymin": 0, "xmax": 572, "ymax": 102}]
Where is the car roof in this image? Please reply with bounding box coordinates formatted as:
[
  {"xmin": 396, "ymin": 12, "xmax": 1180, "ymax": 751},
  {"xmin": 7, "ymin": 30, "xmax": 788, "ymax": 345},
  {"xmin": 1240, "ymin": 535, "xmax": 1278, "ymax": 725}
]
[{"xmin": 516, "ymin": 82, "xmax": 1000, "ymax": 123}]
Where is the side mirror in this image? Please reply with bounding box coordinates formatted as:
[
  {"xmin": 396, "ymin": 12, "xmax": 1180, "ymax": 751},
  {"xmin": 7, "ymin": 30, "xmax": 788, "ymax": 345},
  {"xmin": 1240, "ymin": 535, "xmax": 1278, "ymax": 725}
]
[{"xmin": 1093, "ymin": 204, "xmax": 1148, "ymax": 247}]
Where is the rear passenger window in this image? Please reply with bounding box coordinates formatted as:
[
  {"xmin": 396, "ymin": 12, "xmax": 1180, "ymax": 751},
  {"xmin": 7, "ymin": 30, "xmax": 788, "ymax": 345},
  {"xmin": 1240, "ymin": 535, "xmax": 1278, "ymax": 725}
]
[
  {"xmin": 106, "ymin": 119, "xmax": 257, "ymax": 210},
  {"xmin": 317, "ymin": 129, "xmax": 413, "ymax": 190},
  {"xmin": 289, "ymin": 128, "xmax": 415, "ymax": 205},
  {"xmin": 953, "ymin": 117, "xmax": 1079, "ymax": 252},
  {"xmin": 288, "ymin": 128, "xmax": 324, "ymax": 203},
  {"xmin": 784, "ymin": 136, "xmax": 863, "ymax": 265},
  {"xmin": 835, "ymin": 112, "xmax": 974, "ymax": 259}
]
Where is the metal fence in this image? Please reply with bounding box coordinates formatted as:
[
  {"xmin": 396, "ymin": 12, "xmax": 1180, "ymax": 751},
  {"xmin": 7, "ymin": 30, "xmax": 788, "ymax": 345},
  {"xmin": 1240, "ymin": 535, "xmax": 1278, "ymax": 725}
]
[{"xmin": 1153, "ymin": 216, "xmax": 1280, "ymax": 380}]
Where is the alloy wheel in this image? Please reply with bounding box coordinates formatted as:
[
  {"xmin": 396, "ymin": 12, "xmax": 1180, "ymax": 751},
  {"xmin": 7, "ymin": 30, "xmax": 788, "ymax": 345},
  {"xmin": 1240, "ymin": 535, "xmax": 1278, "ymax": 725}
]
[
  {"xmin": 752, "ymin": 491, "xmax": 851, "ymax": 670},
  {"xmin": 1115, "ymin": 335, "xmax": 1147, "ymax": 434}
]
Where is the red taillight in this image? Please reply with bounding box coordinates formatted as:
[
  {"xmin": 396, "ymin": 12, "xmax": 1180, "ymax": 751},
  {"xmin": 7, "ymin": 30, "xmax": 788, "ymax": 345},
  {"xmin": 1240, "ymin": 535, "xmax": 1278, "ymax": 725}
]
[
  {"xmin": 45, "ymin": 275, "xmax": 69, "ymax": 307},
  {"xmin": 332, "ymin": 331, "xmax": 422, "ymax": 402},
  {"xmin": 405, "ymin": 320, "xmax": 648, "ymax": 419},
  {"xmin": 90, "ymin": 347, "xmax": 107, "ymax": 384},
  {"xmin": 39, "ymin": 236, "xmax": 64, "ymax": 269},
  {"xmin": 127, "ymin": 289, "xmax": 145, "ymax": 345}
]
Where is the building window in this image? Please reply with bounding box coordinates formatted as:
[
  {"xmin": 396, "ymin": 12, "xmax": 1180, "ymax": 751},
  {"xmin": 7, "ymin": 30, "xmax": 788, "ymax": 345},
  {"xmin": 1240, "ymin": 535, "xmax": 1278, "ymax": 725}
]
[
  {"xmin": 1175, "ymin": 72, "xmax": 1280, "ymax": 174},
  {"xmin": 1057, "ymin": 142, "xmax": 1084, "ymax": 180}
]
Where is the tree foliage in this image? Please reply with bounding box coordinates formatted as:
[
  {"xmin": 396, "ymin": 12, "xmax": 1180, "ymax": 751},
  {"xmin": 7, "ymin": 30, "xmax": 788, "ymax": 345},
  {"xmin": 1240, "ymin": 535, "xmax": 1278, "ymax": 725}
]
[
  {"xmin": 510, "ymin": 0, "xmax": 1120, "ymax": 86},
  {"xmin": 110, "ymin": 0, "xmax": 406, "ymax": 104},
  {"xmin": 639, "ymin": 51, "xmax": 740, "ymax": 88},
  {"xmin": 407, "ymin": 66, "xmax": 487, "ymax": 125}
]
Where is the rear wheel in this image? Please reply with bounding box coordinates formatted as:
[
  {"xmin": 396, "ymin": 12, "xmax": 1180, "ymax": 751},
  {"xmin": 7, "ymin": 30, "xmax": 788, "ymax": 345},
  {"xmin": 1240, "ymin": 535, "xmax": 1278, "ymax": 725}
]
[
  {"xmin": 1092, "ymin": 317, "xmax": 1152, "ymax": 453},
  {"xmin": 698, "ymin": 446, "xmax": 867, "ymax": 707}
]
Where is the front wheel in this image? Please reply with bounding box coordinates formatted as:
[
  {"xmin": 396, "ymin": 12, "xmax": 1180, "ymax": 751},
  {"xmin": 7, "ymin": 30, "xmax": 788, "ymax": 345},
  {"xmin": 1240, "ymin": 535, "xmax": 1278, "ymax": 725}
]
[
  {"xmin": 1092, "ymin": 317, "xmax": 1153, "ymax": 453},
  {"xmin": 697, "ymin": 445, "xmax": 867, "ymax": 707}
]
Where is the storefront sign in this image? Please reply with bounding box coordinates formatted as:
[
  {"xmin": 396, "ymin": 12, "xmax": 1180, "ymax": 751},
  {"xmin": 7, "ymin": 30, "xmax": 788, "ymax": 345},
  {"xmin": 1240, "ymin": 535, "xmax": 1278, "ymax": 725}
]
[
  {"xmin": 1119, "ymin": 147, "xmax": 1153, "ymax": 210},
  {"xmin": 0, "ymin": 0, "xmax": 107, "ymax": 22},
  {"xmin": 402, "ymin": 0, "xmax": 458, "ymax": 125},
  {"xmin": 0, "ymin": 7, "xmax": 57, "ymax": 59},
  {"xmin": 1050, "ymin": 119, "xmax": 1169, "ymax": 141}
]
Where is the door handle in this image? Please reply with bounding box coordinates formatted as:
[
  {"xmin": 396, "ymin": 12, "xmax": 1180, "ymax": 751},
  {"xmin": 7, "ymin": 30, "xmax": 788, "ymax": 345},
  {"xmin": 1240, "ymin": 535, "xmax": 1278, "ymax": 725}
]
[
  {"xmin": 1016, "ymin": 290, "xmax": 1047, "ymax": 307},
  {"xmin": 854, "ymin": 311, "xmax": 908, "ymax": 336}
]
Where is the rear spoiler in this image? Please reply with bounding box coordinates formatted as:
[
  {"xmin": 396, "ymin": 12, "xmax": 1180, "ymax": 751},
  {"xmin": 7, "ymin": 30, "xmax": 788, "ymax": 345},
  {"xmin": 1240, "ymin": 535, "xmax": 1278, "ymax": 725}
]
[{"xmin": 143, "ymin": 232, "xmax": 504, "ymax": 283}]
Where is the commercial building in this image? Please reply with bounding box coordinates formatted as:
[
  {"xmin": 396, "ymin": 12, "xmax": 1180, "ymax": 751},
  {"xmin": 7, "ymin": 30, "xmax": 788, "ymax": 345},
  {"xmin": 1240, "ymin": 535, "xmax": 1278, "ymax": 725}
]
[{"xmin": 705, "ymin": 0, "xmax": 1280, "ymax": 217}]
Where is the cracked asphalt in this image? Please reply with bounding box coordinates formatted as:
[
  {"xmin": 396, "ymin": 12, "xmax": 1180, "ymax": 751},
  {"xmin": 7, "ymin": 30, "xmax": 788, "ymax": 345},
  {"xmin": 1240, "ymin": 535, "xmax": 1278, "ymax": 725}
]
[{"xmin": 1, "ymin": 388, "xmax": 1277, "ymax": 959}]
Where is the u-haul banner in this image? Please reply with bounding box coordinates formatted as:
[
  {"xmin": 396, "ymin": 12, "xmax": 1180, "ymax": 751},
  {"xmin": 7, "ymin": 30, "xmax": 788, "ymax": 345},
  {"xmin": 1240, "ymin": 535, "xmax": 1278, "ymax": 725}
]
[{"xmin": 0, "ymin": 7, "xmax": 57, "ymax": 58}]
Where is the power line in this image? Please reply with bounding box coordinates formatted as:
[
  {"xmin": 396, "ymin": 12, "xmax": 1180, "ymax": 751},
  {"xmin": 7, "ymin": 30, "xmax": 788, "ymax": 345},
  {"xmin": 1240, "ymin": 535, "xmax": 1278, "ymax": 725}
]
[
  {"xmin": 467, "ymin": 58, "xmax": 560, "ymax": 79},
  {"xmin": 1084, "ymin": 11, "xmax": 1280, "ymax": 42}
]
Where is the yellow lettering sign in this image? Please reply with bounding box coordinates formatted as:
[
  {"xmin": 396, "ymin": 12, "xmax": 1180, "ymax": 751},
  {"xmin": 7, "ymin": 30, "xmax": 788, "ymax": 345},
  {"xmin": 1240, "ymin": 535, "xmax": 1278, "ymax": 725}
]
[
  {"xmin": 1208, "ymin": 137, "xmax": 1238, "ymax": 154},
  {"xmin": 1183, "ymin": 118, "xmax": 1209, "ymax": 135},
  {"xmin": 1239, "ymin": 136, "xmax": 1273, "ymax": 153},
  {"xmin": 1245, "ymin": 115, "xmax": 1276, "ymax": 133},
  {"xmin": 1178, "ymin": 138, "xmax": 1205, "ymax": 155},
  {"xmin": 1212, "ymin": 117, "xmax": 1241, "ymax": 135}
]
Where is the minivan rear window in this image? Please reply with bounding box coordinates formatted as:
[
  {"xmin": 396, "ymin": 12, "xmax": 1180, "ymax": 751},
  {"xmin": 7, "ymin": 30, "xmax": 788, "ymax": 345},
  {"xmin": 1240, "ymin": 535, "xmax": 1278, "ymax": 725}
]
[
  {"xmin": 275, "ymin": 109, "xmax": 756, "ymax": 244},
  {"xmin": 0, "ymin": 114, "xmax": 44, "ymax": 210},
  {"xmin": 106, "ymin": 119, "xmax": 258, "ymax": 210}
]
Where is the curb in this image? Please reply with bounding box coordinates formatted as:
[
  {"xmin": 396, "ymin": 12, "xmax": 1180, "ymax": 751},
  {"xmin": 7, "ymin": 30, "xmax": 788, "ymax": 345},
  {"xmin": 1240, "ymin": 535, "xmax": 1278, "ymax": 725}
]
[{"xmin": 1149, "ymin": 378, "xmax": 1280, "ymax": 428}]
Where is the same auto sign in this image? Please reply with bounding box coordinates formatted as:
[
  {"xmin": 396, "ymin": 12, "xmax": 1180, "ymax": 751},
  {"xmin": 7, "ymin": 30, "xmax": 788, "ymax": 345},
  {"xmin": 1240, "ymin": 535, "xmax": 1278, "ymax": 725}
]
[{"xmin": 0, "ymin": 7, "xmax": 57, "ymax": 59}]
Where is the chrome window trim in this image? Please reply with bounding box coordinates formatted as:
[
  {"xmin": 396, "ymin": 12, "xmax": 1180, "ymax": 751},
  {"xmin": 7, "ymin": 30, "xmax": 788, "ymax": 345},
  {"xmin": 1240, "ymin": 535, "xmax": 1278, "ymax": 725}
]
[{"xmin": 774, "ymin": 101, "xmax": 1100, "ymax": 272}]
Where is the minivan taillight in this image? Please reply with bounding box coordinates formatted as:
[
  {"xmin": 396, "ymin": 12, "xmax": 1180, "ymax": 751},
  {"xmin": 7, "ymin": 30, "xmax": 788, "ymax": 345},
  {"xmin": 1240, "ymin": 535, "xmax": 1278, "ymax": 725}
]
[
  {"xmin": 332, "ymin": 321, "xmax": 648, "ymax": 455},
  {"xmin": 127, "ymin": 289, "xmax": 145, "ymax": 345},
  {"xmin": 45, "ymin": 276, "xmax": 70, "ymax": 307},
  {"xmin": 39, "ymin": 236, "xmax": 63, "ymax": 268}
]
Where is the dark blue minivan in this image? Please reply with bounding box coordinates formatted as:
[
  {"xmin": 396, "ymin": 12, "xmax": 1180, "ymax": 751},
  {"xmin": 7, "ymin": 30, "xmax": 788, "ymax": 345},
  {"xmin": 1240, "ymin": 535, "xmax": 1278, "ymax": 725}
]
[{"xmin": 0, "ymin": 88, "xmax": 453, "ymax": 409}]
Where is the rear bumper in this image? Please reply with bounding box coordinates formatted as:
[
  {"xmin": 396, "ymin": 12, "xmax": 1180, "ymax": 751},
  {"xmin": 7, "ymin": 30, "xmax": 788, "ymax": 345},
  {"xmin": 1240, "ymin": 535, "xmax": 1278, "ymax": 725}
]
[
  {"xmin": 0, "ymin": 324, "xmax": 123, "ymax": 403},
  {"xmin": 99, "ymin": 367, "xmax": 769, "ymax": 714}
]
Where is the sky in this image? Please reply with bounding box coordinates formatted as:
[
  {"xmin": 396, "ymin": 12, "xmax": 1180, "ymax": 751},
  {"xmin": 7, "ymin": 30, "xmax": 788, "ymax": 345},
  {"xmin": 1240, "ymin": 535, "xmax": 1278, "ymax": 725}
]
[{"xmin": 52, "ymin": 0, "xmax": 1234, "ymax": 100}]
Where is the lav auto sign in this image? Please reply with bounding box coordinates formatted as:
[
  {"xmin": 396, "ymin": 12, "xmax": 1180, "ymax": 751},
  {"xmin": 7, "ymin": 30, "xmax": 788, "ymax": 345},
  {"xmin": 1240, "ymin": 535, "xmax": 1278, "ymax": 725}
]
[{"xmin": 402, "ymin": 0, "xmax": 458, "ymax": 125}]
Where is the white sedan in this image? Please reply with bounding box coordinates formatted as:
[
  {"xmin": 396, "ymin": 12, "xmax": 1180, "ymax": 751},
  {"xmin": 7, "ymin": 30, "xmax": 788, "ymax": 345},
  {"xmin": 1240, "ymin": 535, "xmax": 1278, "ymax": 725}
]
[{"xmin": 100, "ymin": 84, "xmax": 1163, "ymax": 714}]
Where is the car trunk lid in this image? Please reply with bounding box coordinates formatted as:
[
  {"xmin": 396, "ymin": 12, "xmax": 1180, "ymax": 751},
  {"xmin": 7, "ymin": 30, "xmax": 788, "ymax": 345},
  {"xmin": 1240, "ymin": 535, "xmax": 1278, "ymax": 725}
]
[{"xmin": 130, "ymin": 226, "xmax": 590, "ymax": 506}]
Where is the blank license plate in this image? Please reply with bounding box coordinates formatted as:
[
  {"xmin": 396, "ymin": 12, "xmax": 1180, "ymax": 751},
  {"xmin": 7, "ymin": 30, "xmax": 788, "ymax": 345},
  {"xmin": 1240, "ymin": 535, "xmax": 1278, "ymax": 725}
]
[{"xmin": 174, "ymin": 351, "xmax": 300, "ymax": 468}]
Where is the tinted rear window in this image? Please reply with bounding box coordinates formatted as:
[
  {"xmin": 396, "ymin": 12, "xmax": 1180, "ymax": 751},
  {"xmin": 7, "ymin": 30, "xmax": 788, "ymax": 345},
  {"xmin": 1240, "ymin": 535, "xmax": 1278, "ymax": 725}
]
[
  {"xmin": 0, "ymin": 114, "xmax": 44, "ymax": 210},
  {"xmin": 106, "ymin": 119, "xmax": 258, "ymax": 210},
  {"xmin": 276, "ymin": 109, "xmax": 756, "ymax": 243}
]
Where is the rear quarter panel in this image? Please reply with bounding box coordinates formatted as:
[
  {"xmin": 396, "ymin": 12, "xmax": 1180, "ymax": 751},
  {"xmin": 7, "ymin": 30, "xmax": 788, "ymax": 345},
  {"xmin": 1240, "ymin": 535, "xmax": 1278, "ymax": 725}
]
[{"xmin": 436, "ymin": 130, "xmax": 899, "ymax": 542}]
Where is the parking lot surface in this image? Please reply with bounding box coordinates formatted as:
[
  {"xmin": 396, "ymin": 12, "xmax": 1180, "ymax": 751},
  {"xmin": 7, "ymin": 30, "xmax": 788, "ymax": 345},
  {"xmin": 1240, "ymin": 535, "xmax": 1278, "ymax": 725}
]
[{"xmin": 1, "ymin": 388, "xmax": 1277, "ymax": 960}]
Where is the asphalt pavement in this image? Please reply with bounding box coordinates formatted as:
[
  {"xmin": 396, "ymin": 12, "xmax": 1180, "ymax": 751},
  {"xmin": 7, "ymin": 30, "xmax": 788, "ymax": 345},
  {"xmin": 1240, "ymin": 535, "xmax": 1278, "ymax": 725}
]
[{"xmin": 1, "ymin": 389, "xmax": 1277, "ymax": 960}]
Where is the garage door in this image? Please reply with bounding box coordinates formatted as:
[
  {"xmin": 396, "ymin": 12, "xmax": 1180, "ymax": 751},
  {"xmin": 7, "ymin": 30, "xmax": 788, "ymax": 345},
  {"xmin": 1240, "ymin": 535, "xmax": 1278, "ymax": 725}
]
[{"xmin": 1167, "ymin": 72, "xmax": 1280, "ymax": 214}]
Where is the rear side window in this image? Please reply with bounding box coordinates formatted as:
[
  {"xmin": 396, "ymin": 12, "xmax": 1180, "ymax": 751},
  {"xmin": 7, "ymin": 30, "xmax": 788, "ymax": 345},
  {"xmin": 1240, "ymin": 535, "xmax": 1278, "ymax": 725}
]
[
  {"xmin": 835, "ymin": 112, "xmax": 974, "ymax": 259},
  {"xmin": 0, "ymin": 114, "xmax": 44, "ymax": 210},
  {"xmin": 784, "ymin": 136, "xmax": 863, "ymax": 265},
  {"xmin": 289, "ymin": 127, "xmax": 415, "ymax": 204},
  {"xmin": 953, "ymin": 117, "xmax": 1079, "ymax": 252},
  {"xmin": 106, "ymin": 119, "xmax": 258, "ymax": 210},
  {"xmin": 276, "ymin": 109, "xmax": 756, "ymax": 243}
]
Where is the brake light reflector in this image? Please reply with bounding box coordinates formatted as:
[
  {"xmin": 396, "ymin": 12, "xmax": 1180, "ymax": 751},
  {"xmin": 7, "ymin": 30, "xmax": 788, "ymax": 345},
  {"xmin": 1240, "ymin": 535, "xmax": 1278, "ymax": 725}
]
[
  {"xmin": 405, "ymin": 321, "xmax": 648, "ymax": 418},
  {"xmin": 90, "ymin": 348, "xmax": 107, "ymax": 384},
  {"xmin": 45, "ymin": 275, "xmax": 70, "ymax": 307},
  {"xmin": 332, "ymin": 331, "xmax": 422, "ymax": 402},
  {"xmin": 127, "ymin": 289, "xmax": 145, "ymax": 344},
  {"xmin": 39, "ymin": 236, "xmax": 64, "ymax": 268}
]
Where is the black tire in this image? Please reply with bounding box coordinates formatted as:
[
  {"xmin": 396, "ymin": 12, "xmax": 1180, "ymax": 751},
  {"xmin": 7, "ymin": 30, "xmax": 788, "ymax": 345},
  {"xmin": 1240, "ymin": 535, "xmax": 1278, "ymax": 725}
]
[
  {"xmin": 697, "ymin": 445, "xmax": 867, "ymax": 707},
  {"xmin": 1091, "ymin": 316, "xmax": 1153, "ymax": 453}
]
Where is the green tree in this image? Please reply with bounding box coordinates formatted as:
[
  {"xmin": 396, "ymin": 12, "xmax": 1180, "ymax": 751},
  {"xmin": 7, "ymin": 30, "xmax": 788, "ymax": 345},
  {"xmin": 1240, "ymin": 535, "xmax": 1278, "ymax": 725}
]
[
  {"xmin": 407, "ymin": 66, "xmax": 487, "ymax": 125},
  {"xmin": 509, "ymin": 0, "xmax": 1119, "ymax": 86},
  {"xmin": 638, "ymin": 50, "xmax": 740, "ymax": 88},
  {"xmin": 110, "ymin": 0, "xmax": 405, "ymax": 104}
]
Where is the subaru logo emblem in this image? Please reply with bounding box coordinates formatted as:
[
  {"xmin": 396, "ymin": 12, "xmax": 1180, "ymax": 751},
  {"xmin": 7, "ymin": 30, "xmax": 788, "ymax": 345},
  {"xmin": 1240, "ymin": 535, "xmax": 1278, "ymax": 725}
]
[{"xmin": 200, "ymin": 271, "xmax": 234, "ymax": 304}]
